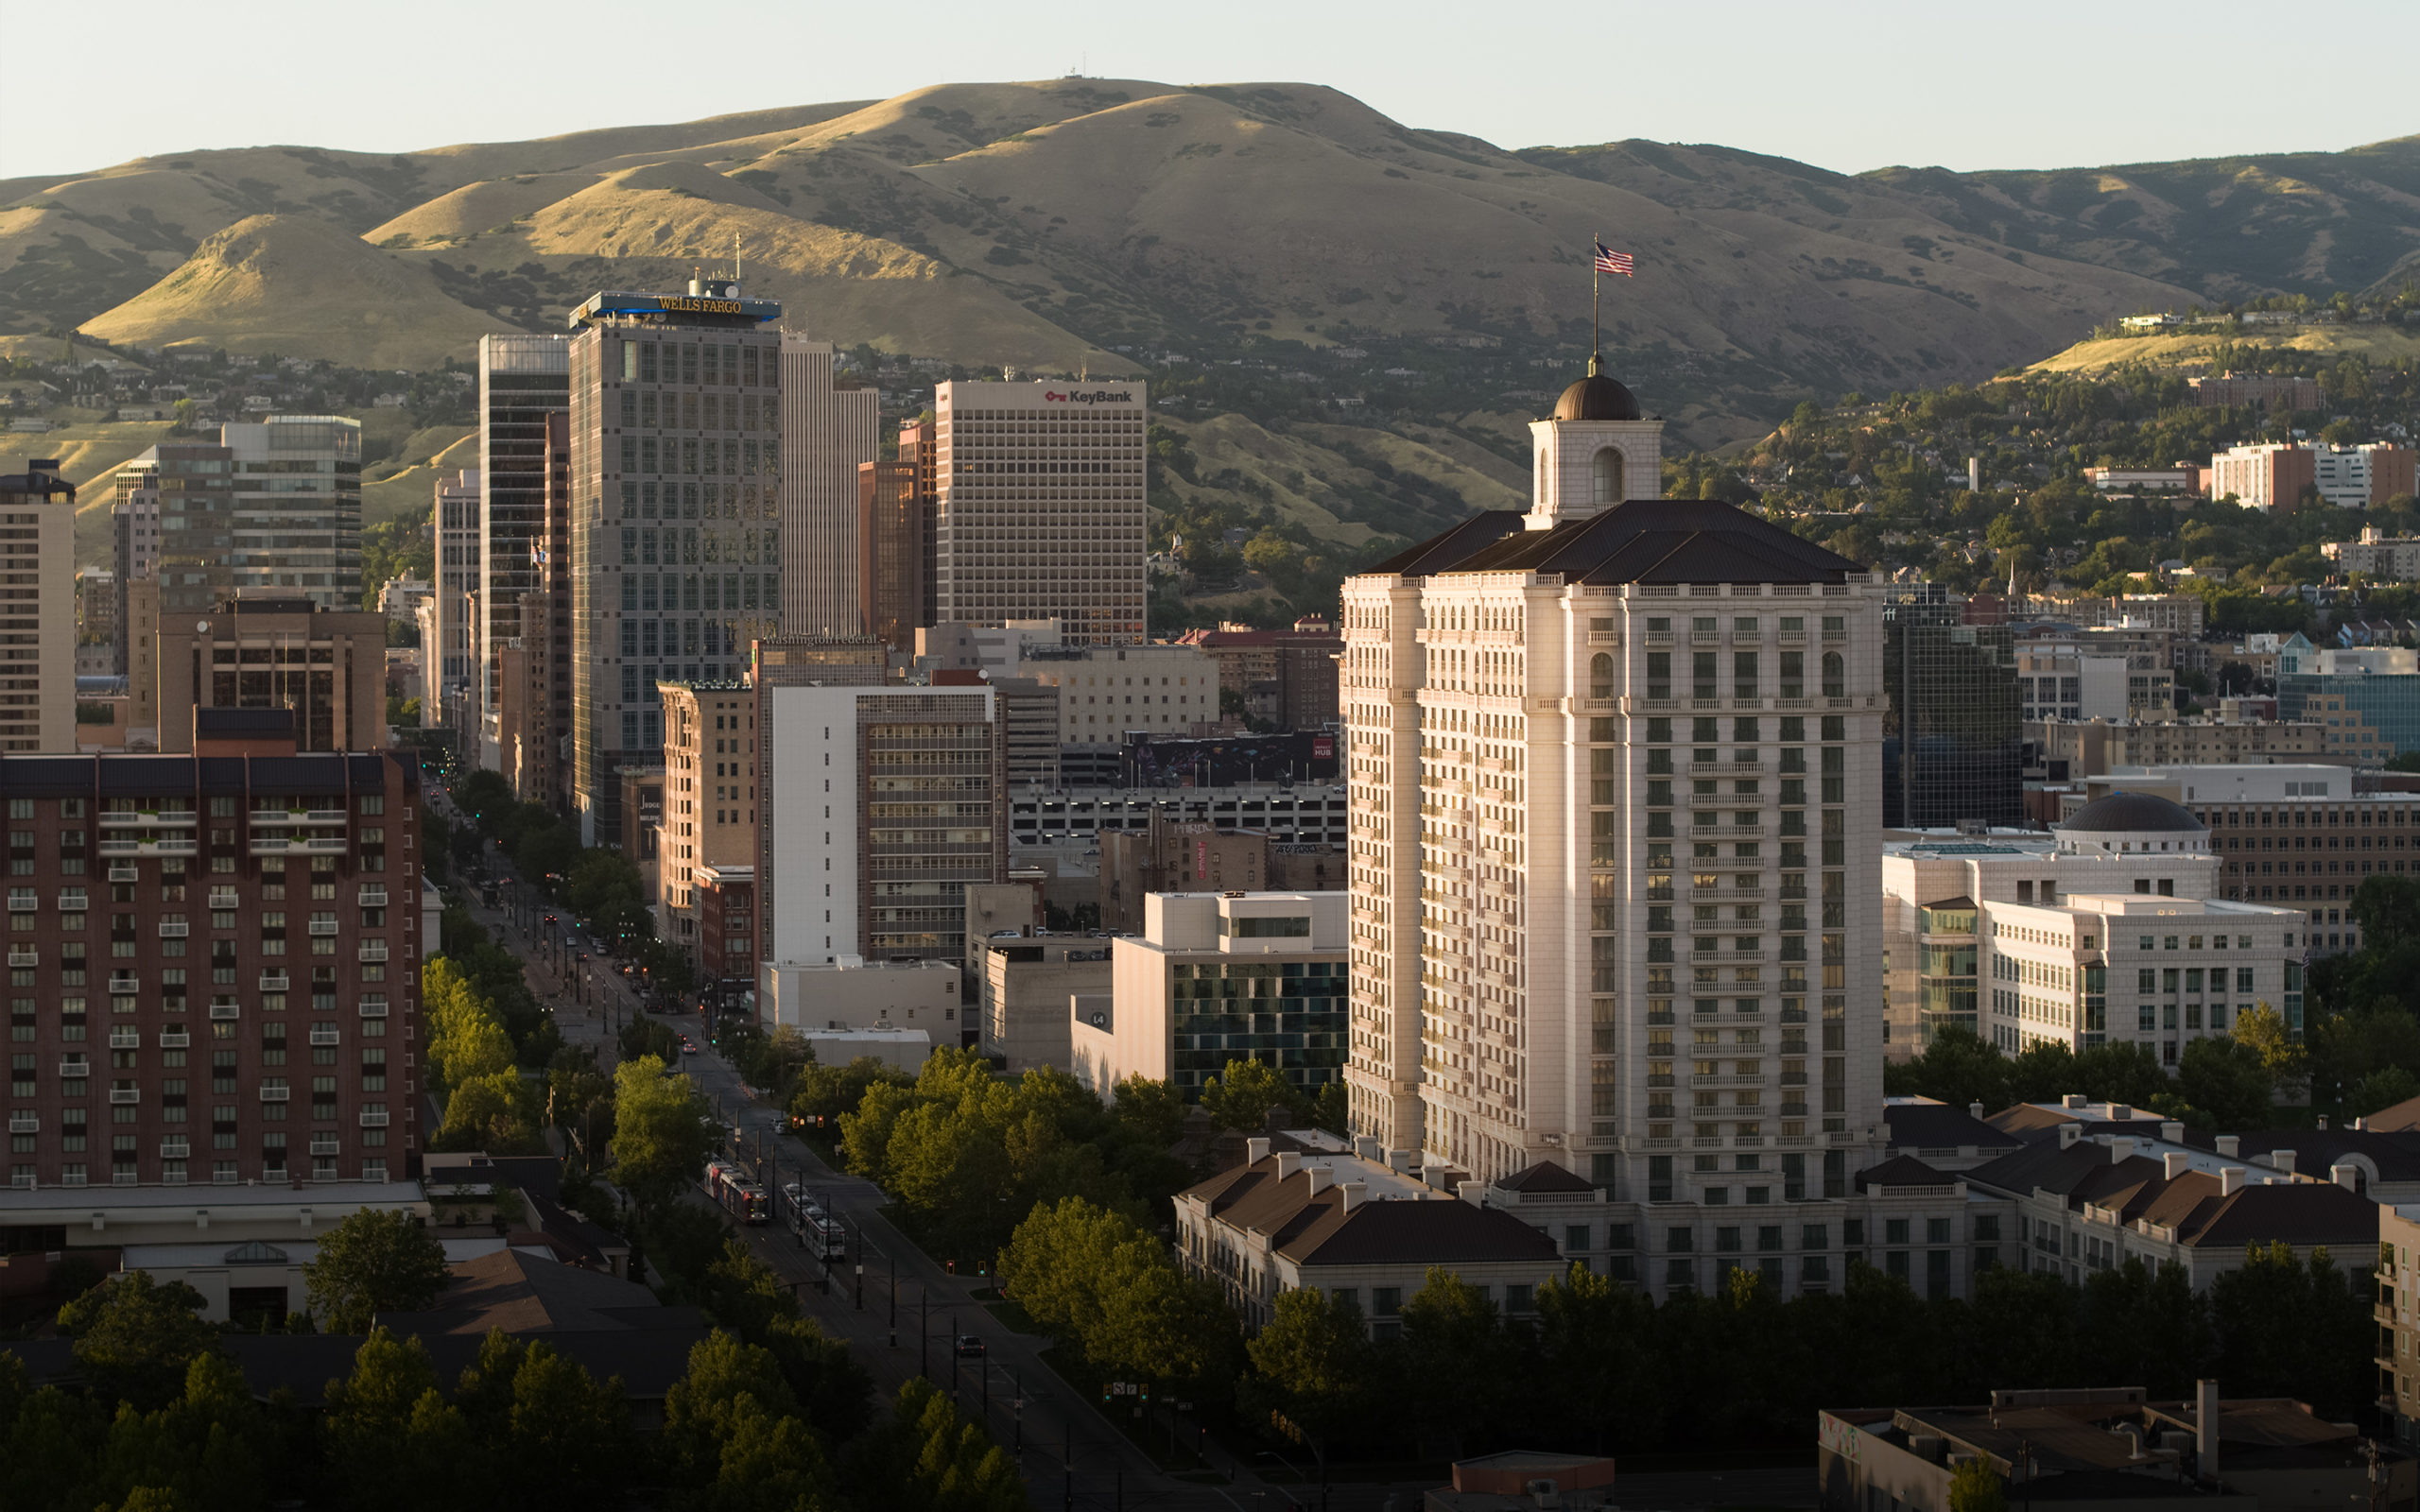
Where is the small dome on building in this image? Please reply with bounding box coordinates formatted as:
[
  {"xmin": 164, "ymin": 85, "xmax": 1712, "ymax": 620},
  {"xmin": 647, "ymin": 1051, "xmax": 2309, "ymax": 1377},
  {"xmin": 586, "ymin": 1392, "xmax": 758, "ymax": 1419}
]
[
  {"xmin": 1553, "ymin": 372, "xmax": 1643, "ymax": 422},
  {"xmin": 2057, "ymin": 791, "xmax": 2204, "ymax": 834}
]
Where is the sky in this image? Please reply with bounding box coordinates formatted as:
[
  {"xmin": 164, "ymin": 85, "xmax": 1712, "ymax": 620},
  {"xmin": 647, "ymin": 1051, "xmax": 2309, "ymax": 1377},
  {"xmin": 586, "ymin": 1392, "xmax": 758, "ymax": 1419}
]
[{"xmin": 3, "ymin": 0, "xmax": 2411, "ymax": 182}]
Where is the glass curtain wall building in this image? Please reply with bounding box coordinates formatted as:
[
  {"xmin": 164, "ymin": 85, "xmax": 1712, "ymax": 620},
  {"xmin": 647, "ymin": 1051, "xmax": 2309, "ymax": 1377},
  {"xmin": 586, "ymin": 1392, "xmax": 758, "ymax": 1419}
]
[
  {"xmin": 478, "ymin": 335, "xmax": 570, "ymax": 765},
  {"xmin": 1882, "ymin": 591, "xmax": 2025, "ymax": 830},
  {"xmin": 565, "ymin": 283, "xmax": 783, "ymax": 847},
  {"xmin": 220, "ymin": 417, "xmax": 362, "ymax": 610}
]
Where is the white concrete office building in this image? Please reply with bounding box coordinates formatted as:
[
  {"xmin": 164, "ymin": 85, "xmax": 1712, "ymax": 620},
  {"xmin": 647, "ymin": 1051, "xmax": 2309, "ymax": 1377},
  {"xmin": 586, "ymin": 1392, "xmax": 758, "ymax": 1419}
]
[
  {"xmin": 1881, "ymin": 793, "xmax": 2302, "ymax": 1063},
  {"xmin": 221, "ymin": 416, "xmax": 362, "ymax": 610}
]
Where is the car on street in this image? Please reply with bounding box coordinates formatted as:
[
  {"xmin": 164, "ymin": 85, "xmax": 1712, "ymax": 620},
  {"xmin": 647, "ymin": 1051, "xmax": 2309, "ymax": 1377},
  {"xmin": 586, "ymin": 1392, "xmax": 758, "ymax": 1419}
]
[{"xmin": 954, "ymin": 1334, "xmax": 986, "ymax": 1359}]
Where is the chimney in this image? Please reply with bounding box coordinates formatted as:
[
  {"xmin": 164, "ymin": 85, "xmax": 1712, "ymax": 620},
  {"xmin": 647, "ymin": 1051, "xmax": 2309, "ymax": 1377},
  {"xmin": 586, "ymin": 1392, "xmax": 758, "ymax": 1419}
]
[
  {"xmin": 2110, "ymin": 1138, "xmax": 2136, "ymax": 1164},
  {"xmin": 1274, "ymin": 1151, "xmax": 1304, "ymax": 1180},
  {"xmin": 1970, "ymin": 1102, "xmax": 1986, "ymax": 1120},
  {"xmin": 2220, "ymin": 1166, "xmax": 2246, "ymax": 1196},
  {"xmin": 1353, "ymin": 1135, "xmax": 1382, "ymax": 1161},
  {"xmin": 1245, "ymin": 1137, "xmax": 1271, "ymax": 1165},
  {"xmin": 1305, "ymin": 1165, "xmax": 1334, "ymax": 1196},
  {"xmin": 2164, "ymin": 1152, "xmax": 2189, "ymax": 1179},
  {"xmin": 1339, "ymin": 1180, "xmax": 1367, "ymax": 1212},
  {"xmin": 1456, "ymin": 1179, "xmax": 1485, "ymax": 1207},
  {"xmin": 1386, "ymin": 1149, "xmax": 1412, "ymax": 1173},
  {"xmin": 2215, "ymin": 1135, "xmax": 2239, "ymax": 1159},
  {"xmin": 2333, "ymin": 1163, "xmax": 2360, "ymax": 1191},
  {"xmin": 2196, "ymin": 1379, "xmax": 2220, "ymax": 1480},
  {"xmin": 2160, "ymin": 1121, "xmax": 2184, "ymax": 1144},
  {"xmin": 2270, "ymin": 1149, "xmax": 2297, "ymax": 1177},
  {"xmin": 2058, "ymin": 1125, "xmax": 2083, "ymax": 1149},
  {"xmin": 2062, "ymin": 1093, "xmax": 2088, "ymax": 1109},
  {"xmin": 2316, "ymin": 1114, "xmax": 2330, "ymax": 1131}
]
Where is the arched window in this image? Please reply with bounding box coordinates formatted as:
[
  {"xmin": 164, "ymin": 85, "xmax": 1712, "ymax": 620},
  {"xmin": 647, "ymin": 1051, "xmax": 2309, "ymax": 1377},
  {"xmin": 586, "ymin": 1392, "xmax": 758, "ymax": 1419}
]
[
  {"xmin": 1821, "ymin": 652, "xmax": 1844, "ymax": 697},
  {"xmin": 1590, "ymin": 652, "xmax": 1615, "ymax": 698},
  {"xmin": 1592, "ymin": 448, "xmax": 1625, "ymax": 507}
]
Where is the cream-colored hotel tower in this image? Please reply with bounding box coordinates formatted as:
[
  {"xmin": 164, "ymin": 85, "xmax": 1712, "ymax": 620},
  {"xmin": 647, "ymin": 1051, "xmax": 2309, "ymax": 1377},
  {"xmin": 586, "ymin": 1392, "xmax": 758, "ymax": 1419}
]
[{"xmin": 1340, "ymin": 357, "xmax": 1891, "ymax": 1211}]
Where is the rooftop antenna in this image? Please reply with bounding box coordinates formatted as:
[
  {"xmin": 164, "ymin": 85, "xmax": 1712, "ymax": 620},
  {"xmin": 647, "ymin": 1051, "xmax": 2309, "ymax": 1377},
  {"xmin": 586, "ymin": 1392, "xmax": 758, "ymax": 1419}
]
[{"xmin": 734, "ymin": 232, "xmax": 742, "ymax": 286}]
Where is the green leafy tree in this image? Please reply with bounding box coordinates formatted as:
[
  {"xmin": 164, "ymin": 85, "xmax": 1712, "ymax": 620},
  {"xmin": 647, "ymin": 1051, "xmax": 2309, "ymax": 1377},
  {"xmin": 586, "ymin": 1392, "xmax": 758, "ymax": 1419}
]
[
  {"xmin": 2350, "ymin": 1066, "xmax": 2420, "ymax": 1119},
  {"xmin": 2229, "ymin": 1001, "xmax": 2306, "ymax": 1081},
  {"xmin": 612, "ymin": 1055, "xmax": 711, "ymax": 1211},
  {"xmin": 1241, "ymin": 1285, "xmax": 1375, "ymax": 1452},
  {"xmin": 60, "ymin": 1272, "xmax": 219, "ymax": 1411},
  {"xmin": 320, "ymin": 1329, "xmax": 475, "ymax": 1512},
  {"xmin": 1881, "ymin": 1024, "xmax": 2012, "ymax": 1112},
  {"xmin": 1398, "ymin": 1267, "xmax": 1510, "ymax": 1456},
  {"xmin": 303, "ymin": 1208, "xmax": 452, "ymax": 1332},
  {"xmin": 1107, "ymin": 1075, "xmax": 1184, "ymax": 1145},
  {"xmin": 1198, "ymin": 1057, "xmax": 1309, "ymax": 1132},
  {"xmin": 1531, "ymin": 1265, "xmax": 1657, "ymax": 1452},
  {"xmin": 1947, "ymin": 1456, "xmax": 2007, "ymax": 1512},
  {"xmin": 2177, "ymin": 1035, "xmax": 2273, "ymax": 1129}
]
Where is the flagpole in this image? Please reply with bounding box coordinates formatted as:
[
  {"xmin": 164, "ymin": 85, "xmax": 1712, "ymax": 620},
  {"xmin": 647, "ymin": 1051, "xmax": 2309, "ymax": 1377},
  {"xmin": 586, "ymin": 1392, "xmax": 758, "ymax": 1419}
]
[{"xmin": 1591, "ymin": 235, "xmax": 1601, "ymax": 376}]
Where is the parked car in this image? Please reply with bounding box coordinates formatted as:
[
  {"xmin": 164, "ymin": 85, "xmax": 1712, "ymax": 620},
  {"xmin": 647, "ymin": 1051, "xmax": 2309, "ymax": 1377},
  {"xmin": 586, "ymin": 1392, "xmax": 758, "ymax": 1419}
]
[{"xmin": 953, "ymin": 1334, "xmax": 986, "ymax": 1359}]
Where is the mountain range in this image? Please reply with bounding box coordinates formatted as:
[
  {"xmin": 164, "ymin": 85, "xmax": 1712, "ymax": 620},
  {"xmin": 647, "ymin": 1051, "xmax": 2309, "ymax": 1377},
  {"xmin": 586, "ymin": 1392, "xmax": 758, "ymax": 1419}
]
[{"xmin": 3, "ymin": 79, "xmax": 2415, "ymax": 439}]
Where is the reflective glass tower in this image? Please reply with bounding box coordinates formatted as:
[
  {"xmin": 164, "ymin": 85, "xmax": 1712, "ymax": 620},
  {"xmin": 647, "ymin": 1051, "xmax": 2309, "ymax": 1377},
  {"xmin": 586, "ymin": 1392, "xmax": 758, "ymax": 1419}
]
[{"xmin": 1881, "ymin": 590, "xmax": 2025, "ymax": 830}]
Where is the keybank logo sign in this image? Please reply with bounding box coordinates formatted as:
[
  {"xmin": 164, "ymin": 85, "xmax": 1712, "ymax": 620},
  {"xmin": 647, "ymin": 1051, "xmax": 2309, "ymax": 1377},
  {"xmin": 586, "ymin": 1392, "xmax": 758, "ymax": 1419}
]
[{"xmin": 1042, "ymin": 389, "xmax": 1135, "ymax": 405}]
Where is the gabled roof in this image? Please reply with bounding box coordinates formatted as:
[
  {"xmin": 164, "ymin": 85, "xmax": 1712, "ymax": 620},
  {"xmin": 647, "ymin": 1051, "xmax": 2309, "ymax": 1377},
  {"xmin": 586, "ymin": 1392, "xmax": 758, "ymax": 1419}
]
[
  {"xmin": 1182, "ymin": 1158, "xmax": 1560, "ymax": 1270},
  {"xmin": 1855, "ymin": 1155, "xmax": 1955, "ymax": 1192},
  {"xmin": 1883, "ymin": 1100, "xmax": 2023, "ymax": 1156},
  {"xmin": 1966, "ymin": 1141, "xmax": 2382, "ymax": 1248},
  {"xmin": 1495, "ymin": 1160, "xmax": 1599, "ymax": 1194}
]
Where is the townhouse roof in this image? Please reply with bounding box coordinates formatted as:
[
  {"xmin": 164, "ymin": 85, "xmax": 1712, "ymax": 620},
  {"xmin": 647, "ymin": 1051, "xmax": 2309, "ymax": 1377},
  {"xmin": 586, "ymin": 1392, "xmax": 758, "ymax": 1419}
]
[
  {"xmin": 1183, "ymin": 1157, "xmax": 1559, "ymax": 1269},
  {"xmin": 1964, "ymin": 1140, "xmax": 2380, "ymax": 1248},
  {"xmin": 1883, "ymin": 1098, "xmax": 2024, "ymax": 1157},
  {"xmin": 1494, "ymin": 1160, "xmax": 1600, "ymax": 1194},
  {"xmin": 1854, "ymin": 1155, "xmax": 1957, "ymax": 1192}
]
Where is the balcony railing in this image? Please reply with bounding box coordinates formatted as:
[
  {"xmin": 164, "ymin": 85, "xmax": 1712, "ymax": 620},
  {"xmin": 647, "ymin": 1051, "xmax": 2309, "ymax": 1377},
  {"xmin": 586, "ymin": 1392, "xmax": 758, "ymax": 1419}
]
[
  {"xmin": 57, "ymin": 1057, "xmax": 89, "ymax": 1076},
  {"xmin": 57, "ymin": 891, "xmax": 87, "ymax": 910},
  {"xmin": 259, "ymin": 972, "xmax": 289, "ymax": 991},
  {"xmin": 307, "ymin": 919, "xmax": 339, "ymax": 936},
  {"xmin": 157, "ymin": 921, "xmax": 189, "ymax": 938},
  {"xmin": 208, "ymin": 890, "xmax": 239, "ymax": 909},
  {"xmin": 208, "ymin": 1002, "xmax": 240, "ymax": 1021},
  {"xmin": 109, "ymin": 1087, "xmax": 139, "ymax": 1105},
  {"xmin": 7, "ymin": 1113, "xmax": 34, "ymax": 1133},
  {"xmin": 107, "ymin": 865, "xmax": 138, "ymax": 883},
  {"xmin": 259, "ymin": 1086, "xmax": 290, "ymax": 1103},
  {"xmin": 100, "ymin": 810, "xmax": 197, "ymax": 829},
  {"xmin": 4, "ymin": 894, "xmax": 32, "ymax": 913},
  {"xmin": 7, "ymin": 949, "xmax": 34, "ymax": 967},
  {"xmin": 357, "ymin": 998, "xmax": 389, "ymax": 1018},
  {"xmin": 357, "ymin": 888, "xmax": 388, "ymax": 907},
  {"xmin": 308, "ymin": 1026, "xmax": 340, "ymax": 1046},
  {"xmin": 108, "ymin": 1028, "xmax": 139, "ymax": 1049},
  {"xmin": 109, "ymin": 975, "xmax": 139, "ymax": 994},
  {"xmin": 310, "ymin": 1137, "xmax": 341, "ymax": 1156},
  {"xmin": 160, "ymin": 1140, "xmax": 189, "ymax": 1160},
  {"xmin": 358, "ymin": 1109, "xmax": 389, "ymax": 1127},
  {"xmin": 159, "ymin": 1029, "xmax": 190, "ymax": 1048},
  {"xmin": 357, "ymin": 942, "xmax": 389, "ymax": 962}
]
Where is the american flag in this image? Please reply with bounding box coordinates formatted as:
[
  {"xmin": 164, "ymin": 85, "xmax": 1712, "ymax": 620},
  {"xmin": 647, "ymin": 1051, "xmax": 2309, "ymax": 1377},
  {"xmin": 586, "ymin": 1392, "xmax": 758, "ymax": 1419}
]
[{"xmin": 1594, "ymin": 241, "xmax": 1634, "ymax": 277}]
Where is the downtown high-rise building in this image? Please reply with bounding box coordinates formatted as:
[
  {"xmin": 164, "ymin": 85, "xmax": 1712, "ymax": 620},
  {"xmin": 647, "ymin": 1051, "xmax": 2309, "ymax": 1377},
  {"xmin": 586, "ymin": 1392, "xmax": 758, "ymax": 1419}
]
[
  {"xmin": 0, "ymin": 459, "xmax": 78, "ymax": 752},
  {"xmin": 1880, "ymin": 589, "xmax": 2025, "ymax": 830},
  {"xmin": 857, "ymin": 420, "xmax": 936, "ymax": 655},
  {"xmin": 426, "ymin": 469, "xmax": 481, "ymax": 735},
  {"xmin": 932, "ymin": 380, "xmax": 1147, "ymax": 644},
  {"xmin": 117, "ymin": 443, "xmax": 235, "ymax": 616},
  {"xmin": 777, "ymin": 337, "xmax": 878, "ymax": 637},
  {"xmin": 220, "ymin": 417, "xmax": 362, "ymax": 609},
  {"xmin": 1340, "ymin": 362, "xmax": 1890, "ymax": 1208},
  {"xmin": 564, "ymin": 281, "xmax": 784, "ymax": 847},
  {"xmin": 110, "ymin": 484, "xmax": 160, "ymax": 677},
  {"xmin": 476, "ymin": 334, "xmax": 570, "ymax": 768}
]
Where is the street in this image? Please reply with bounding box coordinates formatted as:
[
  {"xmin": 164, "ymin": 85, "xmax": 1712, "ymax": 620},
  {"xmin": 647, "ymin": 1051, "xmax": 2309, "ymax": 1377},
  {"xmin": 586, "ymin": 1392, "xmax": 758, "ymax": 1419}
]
[{"xmin": 433, "ymin": 785, "xmax": 1816, "ymax": 1512}]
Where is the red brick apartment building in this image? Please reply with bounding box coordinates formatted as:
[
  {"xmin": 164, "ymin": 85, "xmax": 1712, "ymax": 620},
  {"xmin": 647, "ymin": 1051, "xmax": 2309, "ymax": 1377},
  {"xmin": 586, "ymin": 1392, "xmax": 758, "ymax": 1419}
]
[{"xmin": 4, "ymin": 713, "xmax": 422, "ymax": 1190}]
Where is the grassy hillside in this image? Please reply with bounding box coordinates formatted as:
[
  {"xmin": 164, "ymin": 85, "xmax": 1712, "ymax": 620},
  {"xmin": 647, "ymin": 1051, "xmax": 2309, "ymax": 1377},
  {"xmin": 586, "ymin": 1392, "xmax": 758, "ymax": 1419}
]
[
  {"xmin": 13, "ymin": 82, "xmax": 2410, "ymax": 438},
  {"xmin": 2027, "ymin": 323, "xmax": 2420, "ymax": 376}
]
